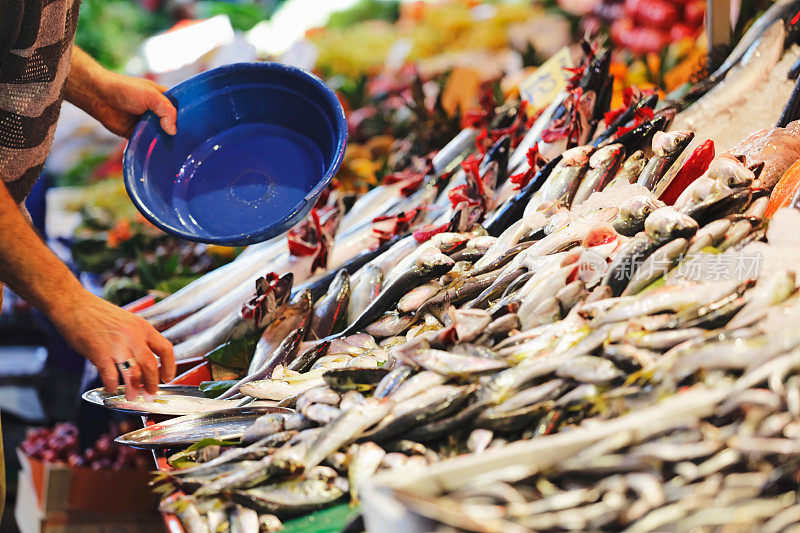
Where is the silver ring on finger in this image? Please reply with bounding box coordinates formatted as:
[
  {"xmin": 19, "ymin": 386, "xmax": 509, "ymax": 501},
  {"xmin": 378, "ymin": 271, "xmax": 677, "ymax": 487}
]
[{"xmin": 116, "ymin": 359, "xmax": 135, "ymax": 373}]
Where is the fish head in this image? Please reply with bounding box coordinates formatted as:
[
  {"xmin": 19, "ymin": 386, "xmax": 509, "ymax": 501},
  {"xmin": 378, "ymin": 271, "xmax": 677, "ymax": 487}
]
[
  {"xmin": 544, "ymin": 208, "xmax": 572, "ymax": 235},
  {"xmin": 706, "ymin": 154, "xmax": 755, "ymax": 189},
  {"xmin": 431, "ymin": 232, "xmax": 470, "ymax": 254},
  {"xmin": 644, "ymin": 207, "xmax": 698, "ymax": 241},
  {"xmin": 590, "ymin": 143, "xmax": 625, "ymax": 168},
  {"xmin": 289, "ymin": 288, "xmax": 314, "ymax": 313},
  {"xmin": 581, "ymin": 222, "xmax": 621, "ymax": 258},
  {"xmin": 654, "ymin": 130, "xmax": 694, "ymax": 156},
  {"xmin": 561, "ymin": 145, "xmax": 594, "ymax": 166},
  {"xmin": 482, "ymin": 135, "xmax": 511, "ymax": 172},
  {"xmin": 619, "ymin": 195, "xmax": 666, "ymax": 224},
  {"xmin": 416, "ymin": 251, "xmax": 456, "ymax": 277}
]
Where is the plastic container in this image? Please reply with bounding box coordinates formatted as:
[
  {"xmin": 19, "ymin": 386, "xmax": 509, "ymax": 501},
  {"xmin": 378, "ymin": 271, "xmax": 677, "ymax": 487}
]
[{"xmin": 124, "ymin": 62, "xmax": 347, "ymax": 246}]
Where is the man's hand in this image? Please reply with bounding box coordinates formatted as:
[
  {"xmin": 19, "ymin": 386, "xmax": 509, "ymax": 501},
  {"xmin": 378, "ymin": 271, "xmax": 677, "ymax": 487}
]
[
  {"xmin": 0, "ymin": 181, "xmax": 176, "ymax": 401},
  {"xmin": 90, "ymin": 72, "xmax": 177, "ymax": 138},
  {"xmin": 65, "ymin": 47, "xmax": 177, "ymax": 138},
  {"xmin": 49, "ymin": 292, "xmax": 176, "ymax": 400}
]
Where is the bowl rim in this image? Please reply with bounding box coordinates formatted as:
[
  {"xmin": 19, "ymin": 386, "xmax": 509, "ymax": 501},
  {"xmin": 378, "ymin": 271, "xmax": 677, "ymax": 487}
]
[{"xmin": 122, "ymin": 61, "xmax": 348, "ymax": 246}]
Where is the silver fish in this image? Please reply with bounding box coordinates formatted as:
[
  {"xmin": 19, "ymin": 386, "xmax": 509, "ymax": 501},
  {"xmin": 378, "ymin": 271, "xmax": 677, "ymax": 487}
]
[
  {"xmin": 304, "ymin": 397, "xmax": 393, "ymax": 469},
  {"xmin": 309, "ymin": 270, "xmax": 350, "ymax": 340},
  {"xmin": 605, "ymin": 150, "xmax": 647, "ymax": 189},
  {"xmin": 638, "ymin": 130, "xmax": 694, "ymax": 191},
  {"xmin": 572, "ymin": 144, "xmax": 626, "ymax": 205}
]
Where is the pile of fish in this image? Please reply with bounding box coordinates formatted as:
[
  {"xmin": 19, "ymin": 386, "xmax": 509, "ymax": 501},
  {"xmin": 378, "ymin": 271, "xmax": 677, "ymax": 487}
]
[
  {"xmin": 130, "ymin": 14, "xmax": 800, "ymax": 532},
  {"xmin": 401, "ymin": 352, "xmax": 800, "ymax": 532}
]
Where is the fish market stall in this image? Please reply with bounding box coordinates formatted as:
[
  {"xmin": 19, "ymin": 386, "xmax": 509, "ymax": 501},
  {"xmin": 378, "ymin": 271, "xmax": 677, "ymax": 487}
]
[{"xmin": 53, "ymin": 0, "xmax": 800, "ymax": 532}]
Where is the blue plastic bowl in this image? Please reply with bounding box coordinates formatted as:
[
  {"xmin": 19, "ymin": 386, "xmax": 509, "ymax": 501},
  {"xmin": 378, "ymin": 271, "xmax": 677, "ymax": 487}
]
[{"xmin": 123, "ymin": 62, "xmax": 347, "ymax": 246}]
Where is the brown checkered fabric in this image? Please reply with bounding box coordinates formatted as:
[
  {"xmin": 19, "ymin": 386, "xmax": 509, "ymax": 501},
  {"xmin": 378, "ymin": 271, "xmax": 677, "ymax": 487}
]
[{"xmin": 0, "ymin": 0, "xmax": 81, "ymax": 204}]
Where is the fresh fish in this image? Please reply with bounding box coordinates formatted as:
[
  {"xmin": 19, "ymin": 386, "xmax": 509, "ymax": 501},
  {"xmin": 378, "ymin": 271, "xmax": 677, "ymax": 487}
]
[
  {"xmin": 687, "ymin": 218, "xmax": 732, "ymax": 253},
  {"xmin": 597, "ymin": 280, "xmax": 741, "ymax": 324},
  {"xmin": 218, "ymin": 327, "xmax": 306, "ymax": 400},
  {"xmin": 360, "ymin": 384, "xmax": 475, "ymax": 442},
  {"xmin": 529, "ymin": 145, "xmax": 594, "ymax": 212},
  {"xmin": 611, "ymin": 195, "xmax": 666, "ymax": 237},
  {"xmin": 248, "ymin": 290, "xmax": 313, "ymax": 375},
  {"xmin": 240, "ymin": 371, "xmax": 327, "ymax": 401},
  {"xmin": 232, "ymin": 478, "xmax": 345, "ymax": 516},
  {"xmin": 365, "ymin": 311, "xmax": 414, "ymax": 338},
  {"xmin": 605, "ymin": 151, "xmax": 647, "ymax": 189},
  {"xmin": 287, "ymin": 341, "xmax": 331, "ymax": 373},
  {"xmin": 304, "ymin": 397, "xmax": 393, "ymax": 469},
  {"xmin": 398, "ymin": 282, "xmax": 443, "ymax": 313},
  {"xmin": 410, "ymin": 349, "xmax": 509, "ymax": 377},
  {"xmin": 621, "ymin": 238, "xmax": 689, "ymax": 296},
  {"xmin": 308, "ymin": 270, "xmax": 350, "ymax": 340},
  {"xmin": 229, "ymin": 505, "xmax": 259, "ymax": 533},
  {"xmin": 637, "ymin": 131, "xmax": 694, "ymax": 191},
  {"xmin": 343, "ymin": 251, "xmax": 455, "ymax": 335},
  {"xmin": 727, "ymin": 270, "xmax": 796, "ymax": 329},
  {"xmin": 390, "ymin": 371, "xmax": 448, "ymax": 402},
  {"xmin": 347, "ymin": 442, "xmax": 386, "ymax": 503},
  {"xmin": 572, "ymin": 144, "xmax": 625, "ymax": 205},
  {"xmin": 103, "ymin": 395, "xmax": 241, "ymax": 415},
  {"xmin": 173, "ymin": 274, "xmax": 293, "ymax": 361}
]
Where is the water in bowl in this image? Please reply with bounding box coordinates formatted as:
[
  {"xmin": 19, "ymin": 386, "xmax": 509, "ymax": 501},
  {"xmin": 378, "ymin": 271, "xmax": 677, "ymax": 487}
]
[{"xmin": 172, "ymin": 122, "xmax": 325, "ymax": 237}]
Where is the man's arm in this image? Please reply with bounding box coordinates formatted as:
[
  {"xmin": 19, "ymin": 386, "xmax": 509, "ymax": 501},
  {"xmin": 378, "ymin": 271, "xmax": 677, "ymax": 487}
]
[
  {"xmin": 64, "ymin": 46, "xmax": 177, "ymax": 138},
  {"xmin": 0, "ymin": 182, "xmax": 175, "ymax": 398}
]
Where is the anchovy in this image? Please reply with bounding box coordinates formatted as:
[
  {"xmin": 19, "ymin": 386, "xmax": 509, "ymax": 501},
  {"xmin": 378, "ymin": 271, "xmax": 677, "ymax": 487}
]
[
  {"xmin": 232, "ymin": 478, "xmax": 345, "ymax": 516},
  {"xmin": 409, "ymin": 349, "xmax": 509, "ymax": 377},
  {"xmin": 360, "ymin": 384, "xmax": 475, "ymax": 442}
]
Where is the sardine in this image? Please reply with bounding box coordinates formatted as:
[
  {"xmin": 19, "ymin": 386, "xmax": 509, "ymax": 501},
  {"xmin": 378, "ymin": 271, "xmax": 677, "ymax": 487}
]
[
  {"xmin": 638, "ymin": 130, "xmax": 694, "ymax": 191},
  {"xmin": 605, "ymin": 151, "xmax": 647, "ymax": 189},
  {"xmin": 572, "ymin": 144, "xmax": 625, "ymax": 205}
]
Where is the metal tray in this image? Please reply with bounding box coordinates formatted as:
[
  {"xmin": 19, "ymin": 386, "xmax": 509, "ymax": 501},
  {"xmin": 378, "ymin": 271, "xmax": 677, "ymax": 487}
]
[
  {"xmin": 82, "ymin": 385, "xmax": 206, "ymax": 406},
  {"xmin": 82, "ymin": 385, "xmax": 264, "ymax": 416},
  {"xmin": 115, "ymin": 406, "xmax": 294, "ymax": 449}
]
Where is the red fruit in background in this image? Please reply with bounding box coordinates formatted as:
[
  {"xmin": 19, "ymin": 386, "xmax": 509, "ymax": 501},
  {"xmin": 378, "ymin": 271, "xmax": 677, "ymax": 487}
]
[
  {"xmin": 580, "ymin": 14, "xmax": 604, "ymax": 37},
  {"xmin": 684, "ymin": 0, "xmax": 706, "ymax": 27},
  {"xmin": 670, "ymin": 23, "xmax": 697, "ymax": 41},
  {"xmin": 84, "ymin": 448, "xmax": 98, "ymax": 462},
  {"xmin": 612, "ymin": 18, "xmax": 668, "ymax": 54},
  {"xmin": 95, "ymin": 435, "xmax": 113, "ymax": 458},
  {"xmin": 67, "ymin": 453, "xmax": 85, "ymax": 468},
  {"xmin": 41, "ymin": 449, "xmax": 58, "ymax": 463},
  {"xmin": 610, "ymin": 16, "xmax": 636, "ymax": 48},
  {"xmin": 635, "ymin": 0, "xmax": 680, "ymax": 27},
  {"xmin": 623, "ymin": 0, "xmax": 643, "ymax": 17}
]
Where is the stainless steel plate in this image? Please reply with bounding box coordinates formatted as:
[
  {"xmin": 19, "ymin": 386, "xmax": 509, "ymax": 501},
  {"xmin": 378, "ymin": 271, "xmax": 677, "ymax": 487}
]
[
  {"xmin": 82, "ymin": 385, "xmax": 205, "ymax": 407},
  {"xmin": 114, "ymin": 406, "xmax": 294, "ymax": 449}
]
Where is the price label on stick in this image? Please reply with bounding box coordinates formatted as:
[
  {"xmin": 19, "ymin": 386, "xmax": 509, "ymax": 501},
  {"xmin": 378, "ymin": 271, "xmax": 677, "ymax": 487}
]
[{"xmin": 519, "ymin": 47, "xmax": 573, "ymax": 117}]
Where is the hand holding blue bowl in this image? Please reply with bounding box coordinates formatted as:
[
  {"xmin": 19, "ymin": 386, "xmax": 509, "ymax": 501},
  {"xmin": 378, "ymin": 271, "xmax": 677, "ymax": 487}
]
[{"xmin": 123, "ymin": 63, "xmax": 348, "ymax": 246}]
